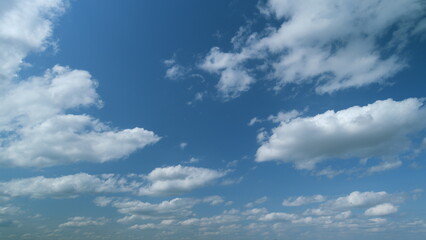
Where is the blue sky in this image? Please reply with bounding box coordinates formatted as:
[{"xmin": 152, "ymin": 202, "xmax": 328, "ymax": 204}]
[{"xmin": 0, "ymin": 0, "xmax": 426, "ymax": 239}]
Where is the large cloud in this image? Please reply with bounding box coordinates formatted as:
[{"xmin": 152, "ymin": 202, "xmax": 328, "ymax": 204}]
[
  {"xmin": 0, "ymin": 0, "xmax": 159, "ymax": 167},
  {"xmin": 199, "ymin": 0, "xmax": 425, "ymax": 99},
  {"xmin": 0, "ymin": 66, "xmax": 160, "ymax": 167},
  {"xmin": 256, "ymin": 98, "xmax": 426, "ymax": 170}
]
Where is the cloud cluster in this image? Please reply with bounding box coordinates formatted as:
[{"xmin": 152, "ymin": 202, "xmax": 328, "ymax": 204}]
[
  {"xmin": 199, "ymin": 0, "xmax": 426, "ymax": 99},
  {"xmin": 256, "ymin": 98, "xmax": 426, "ymax": 170},
  {"xmin": 0, "ymin": 165, "xmax": 227, "ymax": 199},
  {"xmin": 0, "ymin": 65, "xmax": 160, "ymax": 168},
  {"xmin": 0, "ymin": 1, "xmax": 159, "ymax": 168}
]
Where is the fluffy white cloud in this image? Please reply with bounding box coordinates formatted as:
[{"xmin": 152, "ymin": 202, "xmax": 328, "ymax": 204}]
[
  {"xmin": 0, "ymin": 1, "xmax": 159, "ymax": 168},
  {"xmin": 331, "ymin": 191, "xmax": 391, "ymax": 209},
  {"xmin": 256, "ymin": 98, "xmax": 426, "ymax": 170},
  {"xmin": 0, "ymin": 173, "xmax": 137, "ymax": 199},
  {"xmin": 215, "ymin": 68, "xmax": 255, "ymax": 100},
  {"xmin": 0, "ymin": 0, "xmax": 66, "ymax": 80},
  {"xmin": 364, "ymin": 203, "xmax": 398, "ymax": 216},
  {"xmin": 199, "ymin": 0, "xmax": 425, "ymax": 98},
  {"xmin": 138, "ymin": 165, "xmax": 226, "ymax": 196},
  {"xmin": 0, "ymin": 66, "xmax": 159, "ymax": 167},
  {"xmin": 59, "ymin": 217, "xmax": 108, "ymax": 228},
  {"xmin": 283, "ymin": 195, "xmax": 326, "ymax": 207}
]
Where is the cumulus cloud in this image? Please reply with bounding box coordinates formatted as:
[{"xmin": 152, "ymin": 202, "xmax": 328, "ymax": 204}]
[
  {"xmin": 59, "ymin": 217, "xmax": 108, "ymax": 228},
  {"xmin": 0, "ymin": 66, "xmax": 160, "ymax": 167},
  {"xmin": 283, "ymin": 195, "xmax": 326, "ymax": 207},
  {"xmin": 0, "ymin": 0, "xmax": 160, "ymax": 168},
  {"xmin": 256, "ymin": 98, "xmax": 426, "ymax": 170},
  {"xmin": 364, "ymin": 203, "xmax": 398, "ymax": 216},
  {"xmin": 0, "ymin": 173, "xmax": 137, "ymax": 199},
  {"xmin": 138, "ymin": 165, "xmax": 226, "ymax": 196},
  {"xmin": 198, "ymin": 0, "xmax": 425, "ymax": 98},
  {"xmin": 330, "ymin": 191, "xmax": 392, "ymax": 209}
]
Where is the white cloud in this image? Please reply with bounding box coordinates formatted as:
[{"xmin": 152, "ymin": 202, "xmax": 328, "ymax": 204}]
[
  {"xmin": 215, "ymin": 67, "xmax": 255, "ymax": 100},
  {"xmin": 180, "ymin": 142, "xmax": 188, "ymax": 149},
  {"xmin": 364, "ymin": 203, "xmax": 398, "ymax": 216},
  {"xmin": 130, "ymin": 223, "xmax": 157, "ymax": 230},
  {"xmin": 0, "ymin": 66, "xmax": 160, "ymax": 167},
  {"xmin": 198, "ymin": 0, "xmax": 425, "ymax": 98},
  {"xmin": 138, "ymin": 165, "xmax": 226, "ymax": 196},
  {"xmin": 0, "ymin": 173, "xmax": 137, "ymax": 199},
  {"xmin": 59, "ymin": 217, "xmax": 108, "ymax": 227},
  {"xmin": 367, "ymin": 160, "xmax": 402, "ymax": 174},
  {"xmin": 268, "ymin": 110, "xmax": 302, "ymax": 123},
  {"xmin": 245, "ymin": 196, "xmax": 268, "ymax": 208},
  {"xmin": 283, "ymin": 195, "xmax": 326, "ymax": 207},
  {"xmin": 96, "ymin": 197, "xmax": 200, "ymax": 222},
  {"xmin": 180, "ymin": 213, "xmax": 241, "ymax": 226},
  {"xmin": 164, "ymin": 58, "xmax": 187, "ymax": 80},
  {"xmin": 330, "ymin": 191, "xmax": 391, "ymax": 209},
  {"xmin": 248, "ymin": 117, "xmax": 261, "ymax": 126},
  {"xmin": 203, "ymin": 196, "xmax": 225, "ymax": 206},
  {"xmin": 0, "ymin": 206, "xmax": 22, "ymax": 216},
  {"xmin": 259, "ymin": 212, "xmax": 297, "ymax": 221},
  {"xmin": 256, "ymin": 98, "xmax": 426, "ymax": 170},
  {"xmin": 0, "ymin": 165, "xmax": 226, "ymax": 199},
  {"xmin": 0, "ymin": 2, "xmax": 159, "ymax": 168},
  {"xmin": 0, "ymin": 0, "xmax": 66, "ymax": 80}
]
